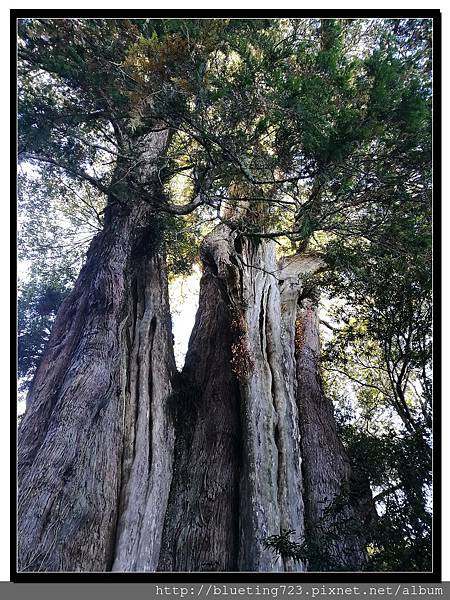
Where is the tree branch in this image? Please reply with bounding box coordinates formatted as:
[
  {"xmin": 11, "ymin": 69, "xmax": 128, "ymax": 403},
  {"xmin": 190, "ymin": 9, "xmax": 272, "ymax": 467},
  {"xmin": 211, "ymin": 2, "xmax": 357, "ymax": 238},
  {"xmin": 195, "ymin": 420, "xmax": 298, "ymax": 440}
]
[
  {"xmin": 21, "ymin": 153, "xmax": 111, "ymax": 197},
  {"xmin": 156, "ymin": 193, "xmax": 204, "ymax": 216}
]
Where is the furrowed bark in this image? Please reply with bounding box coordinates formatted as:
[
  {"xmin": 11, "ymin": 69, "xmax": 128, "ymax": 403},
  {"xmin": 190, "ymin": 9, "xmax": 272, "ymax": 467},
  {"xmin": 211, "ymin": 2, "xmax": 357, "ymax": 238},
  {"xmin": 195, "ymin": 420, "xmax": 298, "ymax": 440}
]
[
  {"xmin": 18, "ymin": 130, "xmax": 177, "ymax": 572},
  {"xmin": 158, "ymin": 265, "xmax": 241, "ymax": 572},
  {"xmin": 295, "ymin": 300, "xmax": 376, "ymax": 571},
  {"xmin": 160, "ymin": 225, "xmax": 306, "ymax": 572},
  {"xmin": 111, "ymin": 248, "xmax": 177, "ymax": 572},
  {"xmin": 225, "ymin": 233, "xmax": 305, "ymax": 572},
  {"xmin": 18, "ymin": 195, "xmax": 374, "ymax": 572}
]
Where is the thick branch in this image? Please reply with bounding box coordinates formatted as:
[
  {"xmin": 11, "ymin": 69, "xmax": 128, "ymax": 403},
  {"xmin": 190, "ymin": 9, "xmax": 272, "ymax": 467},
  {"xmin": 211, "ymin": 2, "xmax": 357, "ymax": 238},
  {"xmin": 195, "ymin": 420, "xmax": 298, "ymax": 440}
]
[{"xmin": 157, "ymin": 193, "xmax": 204, "ymax": 215}]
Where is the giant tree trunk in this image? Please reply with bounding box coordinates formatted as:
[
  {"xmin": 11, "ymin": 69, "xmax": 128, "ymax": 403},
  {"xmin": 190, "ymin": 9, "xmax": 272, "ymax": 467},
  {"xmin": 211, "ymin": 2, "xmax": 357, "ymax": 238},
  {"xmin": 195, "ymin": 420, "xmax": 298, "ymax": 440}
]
[
  {"xmin": 295, "ymin": 300, "xmax": 376, "ymax": 571},
  {"xmin": 158, "ymin": 262, "xmax": 241, "ymax": 572},
  {"xmin": 160, "ymin": 225, "xmax": 373, "ymax": 572},
  {"xmin": 160, "ymin": 225, "xmax": 306, "ymax": 572},
  {"xmin": 18, "ymin": 130, "xmax": 177, "ymax": 572},
  {"xmin": 18, "ymin": 200, "xmax": 374, "ymax": 572}
]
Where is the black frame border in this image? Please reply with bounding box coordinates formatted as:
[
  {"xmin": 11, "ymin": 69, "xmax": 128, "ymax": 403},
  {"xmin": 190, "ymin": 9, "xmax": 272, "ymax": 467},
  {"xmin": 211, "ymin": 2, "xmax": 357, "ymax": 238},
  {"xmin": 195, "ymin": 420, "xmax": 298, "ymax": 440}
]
[{"xmin": 10, "ymin": 8, "xmax": 442, "ymax": 584}]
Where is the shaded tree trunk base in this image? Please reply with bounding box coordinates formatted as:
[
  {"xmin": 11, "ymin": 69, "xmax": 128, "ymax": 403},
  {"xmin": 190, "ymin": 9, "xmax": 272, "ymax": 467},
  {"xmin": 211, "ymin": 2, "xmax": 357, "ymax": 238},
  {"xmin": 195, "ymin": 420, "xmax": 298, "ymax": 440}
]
[{"xmin": 18, "ymin": 220, "xmax": 374, "ymax": 573}]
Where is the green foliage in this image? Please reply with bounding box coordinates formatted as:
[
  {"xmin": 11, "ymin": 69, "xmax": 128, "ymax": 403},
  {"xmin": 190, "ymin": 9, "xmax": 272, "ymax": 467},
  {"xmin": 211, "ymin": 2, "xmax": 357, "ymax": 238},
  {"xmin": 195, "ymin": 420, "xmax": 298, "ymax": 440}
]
[
  {"xmin": 164, "ymin": 215, "xmax": 202, "ymax": 277},
  {"xmin": 316, "ymin": 171, "xmax": 432, "ymax": 571},
  {"xmin": 321, "ymin": 212, "xmax": 432, "ymax": 433},
  {"xmin": 264, "ymin": 487, "xmax": 370, "ymax": 571},
  {"xmin": 17, "ymin": 168, "xmax": 104, "ymax": 391},
  {"xmin": 18, "ymin": 270, "xmax": 74, "ymax": 391},
  {"xmin": 264, "ymin": 427, "xmax": 431, "ymax": 572},
  {"xmin": 18, "ymin": 17, "xmax": 432, "ymax": 243},
  {"xmin": 18, "ymin": 169, "xmax": 104, "ymax": 267},
  {"xmin": 264, "ymin": 529, "xmax": 307, "ymax": 563},
  {"xmin": 338, "ymin": 422, "xmax": 431, "ymax": 571}
]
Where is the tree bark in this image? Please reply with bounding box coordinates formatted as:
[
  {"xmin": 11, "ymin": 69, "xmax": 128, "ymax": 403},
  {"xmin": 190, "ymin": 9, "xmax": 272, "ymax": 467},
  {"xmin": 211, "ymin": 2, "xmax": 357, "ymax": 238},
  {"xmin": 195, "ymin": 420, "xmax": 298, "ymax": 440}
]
[
  {"xmin": 295, "ymin": 300, "xmax": 376, "ymax": 571},
  {"xmin": 158, "ymin": 262, "xmax": 241, "ymax": 572},
  {"xmin": 160, "ymin": 225, "xmax": 307, "ymax": 572},
  {"xmin": 18, "ymin": 207, "xmax": 374, "ymax": 572},
  {"xmin": 159, "ymin": 225, "xmax": 373, "ymax": 572},
  {"xmin": 18, "ymin": 130, "xmax": 177, "ymax": 572}
]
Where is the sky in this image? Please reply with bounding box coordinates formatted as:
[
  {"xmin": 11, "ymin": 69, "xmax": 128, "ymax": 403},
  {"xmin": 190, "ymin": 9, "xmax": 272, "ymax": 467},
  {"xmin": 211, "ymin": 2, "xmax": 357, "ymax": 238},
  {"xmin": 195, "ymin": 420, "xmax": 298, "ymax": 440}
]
[{"xmin": 169, "ymin": 267, "xmax": 201, "ymax": 369}]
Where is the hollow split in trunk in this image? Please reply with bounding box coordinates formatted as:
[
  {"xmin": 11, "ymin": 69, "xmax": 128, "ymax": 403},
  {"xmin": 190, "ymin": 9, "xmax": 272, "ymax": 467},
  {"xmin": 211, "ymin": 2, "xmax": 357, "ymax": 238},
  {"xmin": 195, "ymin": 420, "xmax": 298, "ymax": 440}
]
[{"xmin": 161, "ymin": 225, "xmax": 374, "ymax": 572}]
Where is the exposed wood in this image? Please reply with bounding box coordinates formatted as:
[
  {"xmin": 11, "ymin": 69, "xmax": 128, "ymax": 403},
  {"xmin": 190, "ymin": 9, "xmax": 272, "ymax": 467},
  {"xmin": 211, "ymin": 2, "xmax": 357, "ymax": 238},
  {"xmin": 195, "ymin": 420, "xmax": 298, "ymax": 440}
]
[{"xmin": 160, "ymin": 226, "xmax": 308, "ymax": 572}]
